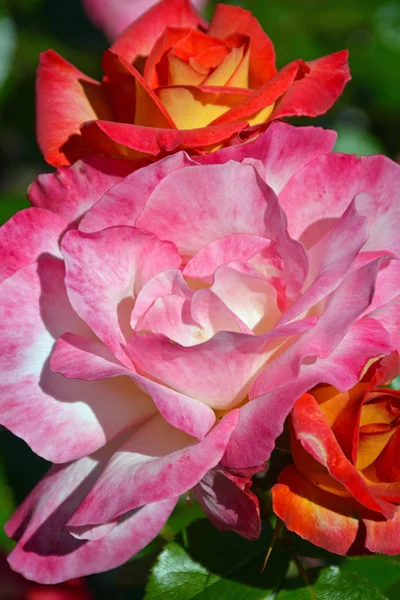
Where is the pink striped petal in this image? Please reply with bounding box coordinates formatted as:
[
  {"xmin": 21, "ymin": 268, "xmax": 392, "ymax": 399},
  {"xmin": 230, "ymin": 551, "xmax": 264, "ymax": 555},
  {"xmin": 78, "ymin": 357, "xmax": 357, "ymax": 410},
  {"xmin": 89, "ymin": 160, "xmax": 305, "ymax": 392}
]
[
  {"xmin": 0, "ymin": 208, "xmax": 66, "ymax": 282},
  {"xmin": 198, "ymin": 122, "xmax": 337, "ymax": 195},
  {"xmin": 6, "ymin": 449, "xmax": 176, "ymax": 584},
  {"xmin": 128, "ymin": 319, "xmax": 315, "ymax": 411},
  {"xmin": 136, "ymin": 162, "xmax": 270, "ymax": 257},
  {"xmin": 68, "ymin": 410, "xmax": 238, "ymax": 527},
  {"xmin": 279, "ymin": 196, "xmax": 369, "ymax": 325},
  {"xmin": 79, "ymin": 152, "xmax": 195, "ymax": 233},
  {"xmin": 279, "ymin": 153, "xmax": 400, "ymax": 248},
  {"xmin": 183, "ymin": 234, "xmax": 271, "ymax": 282},
  {"xmin": 0, "ymin": 260, "xmax": 155, "ymax": 463},
  {"xmin": 61, "ymin": 227, "xmax": 181, "ymax": 364},
  {"xmin": 28, "ymin": 156, "xmax": 136, "ymax": 224},
  {"xmin": 50, "ymin": 332, "xmax": 215, "ymax": 440}
]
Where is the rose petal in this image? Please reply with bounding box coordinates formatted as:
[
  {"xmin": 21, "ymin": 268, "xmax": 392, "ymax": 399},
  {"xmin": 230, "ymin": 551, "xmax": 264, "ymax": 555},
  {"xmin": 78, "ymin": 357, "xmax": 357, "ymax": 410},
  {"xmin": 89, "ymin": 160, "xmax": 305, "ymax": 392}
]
[
  {"xmin": 79, "ymin": 151, "xmax": 195, "ymax": 233},
  {"xmin": 207, "ymin": 4, "xmax": 276, "ymax": 87},
  {"xmin": 6, "ymin": 448, "xmax": 176, "ymax": 584},
  {"xmin": 195, "ymin": 466, "xmax": 261, "ymax": 540},
  {"xmin": 271, "ymin": 50, "xmax": 351, "ymax": 120},
  {"xmin": 36, "ymin": 50, "xmax": 113, "ymax": 166},
  {"xmin": 61, "ymin": 227, "xmax": 181, "ymax": 364},
  {"xmin": 68, "ymin": 410, "xmax": 238, "ymax": 527},
  {"xmin": 28, "ymin": 156, "xmax": 135, "ymax": 224},
  {"xmin": 111, "ymin": 0, "xmax": 206, "ymax": 65},
  {"xmin": 0, "ymin": 260, "xmax": 155, "ymax": 463},
  {"xmin": 272, "ymin": 466, "xmax": 359, "ymax": 555},
  {"xmin": 0, "ymin": 208, "xmax": 66, "ymax": 282}
]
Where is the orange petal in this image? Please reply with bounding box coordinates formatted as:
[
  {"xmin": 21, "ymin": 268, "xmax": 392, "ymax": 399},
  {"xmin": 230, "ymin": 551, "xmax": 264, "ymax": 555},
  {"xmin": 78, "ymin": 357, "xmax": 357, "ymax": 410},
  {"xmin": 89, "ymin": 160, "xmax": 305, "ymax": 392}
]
[
  {"xmin": 191, "ymin": 45, "xmax": 230, "ymax": 70},
  {"xmin": 143, "ymin": 27, "xmax": 191, "ymax": 88},
  {"xmin": 290, "ymin": 420, "xmax": 351, "ymax": 498},
  {"xmin": 203, "ymin": 45, "xmax": 246, "ymax": 87},
  {"xmin": 111, "ymin": 0, "xmax": 205, "ymax": 65},
  {"xmin": 272, "ymin": 466, "xmax": 359, "ymax": 555},
  {"xmin": 313, "ymin": 383, "xmax": 367, "ymax": 461},
  {"xmin": 208, "ymin": 4, "xmax": 276, "ymax": 87},
  {"xmin": 375, "ymin": 425, "xmax": 400, "ymax": 482},
  {"xmin": 271, "ymin": 50, "xmax": 351, "ymax": 119},
  {"xmin": 156, "ymin": 85, "xmax": 250, "ymax": 130},
  {"xmin": 292, "ymin": 393, "xmax": 395, "ymax": 517},
  {"xmin": 36, "ymin": 50, "xmax": 113, "ymax": 166},
  {"xmin": 81, "ymin": 119, "xmax": 247, "ymax": 158},
  {"xmin": 364, "ymin": 505, "xmax": 400, "ymax": 555},
  {"xmin": 227, "ymin": 45, "xmax": 250, "ymax": 89},
  {"xmin": 102, "ymin": 50, "xmax": 175, "ymax": 128},
  {"xmin": 168, "ymin": 53, "xmax": 207, "ymax": 86},
  {"xmin": 210, "ymin": 61, "xmax": 300, "ymax": 127},
  {"xmin": 173, "ymin": 29, "xmax": 228, "ymax": 63}
]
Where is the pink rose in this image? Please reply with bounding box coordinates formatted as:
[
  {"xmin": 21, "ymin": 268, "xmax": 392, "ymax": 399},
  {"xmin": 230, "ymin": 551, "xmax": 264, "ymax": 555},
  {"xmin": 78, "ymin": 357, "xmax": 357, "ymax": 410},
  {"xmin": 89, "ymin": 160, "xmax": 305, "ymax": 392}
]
[
  {"xmin": 83, "ymin": 0, "xmax": 208, "ymax": 40},
  {"xmin": 1, "ymin": 122, "xmax": 399, "ymax": 582}
]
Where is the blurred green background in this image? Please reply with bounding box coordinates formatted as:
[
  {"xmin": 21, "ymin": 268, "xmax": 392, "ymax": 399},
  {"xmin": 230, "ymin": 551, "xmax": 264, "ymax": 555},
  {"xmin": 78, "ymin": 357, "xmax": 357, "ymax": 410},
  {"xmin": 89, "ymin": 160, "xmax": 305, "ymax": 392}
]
[{"xmin": 0, "ymin": 0, "xmax": 399, "ymax": 596}]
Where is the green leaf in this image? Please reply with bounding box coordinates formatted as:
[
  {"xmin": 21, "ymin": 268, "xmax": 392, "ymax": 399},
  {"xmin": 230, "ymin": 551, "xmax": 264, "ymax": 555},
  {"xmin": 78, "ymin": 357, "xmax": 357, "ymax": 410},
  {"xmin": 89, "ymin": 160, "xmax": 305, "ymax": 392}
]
[
  {"xmin": 0, "ymin": 16, "xmax": 16, "ymax": 90},
  {"xmin": 277, "ymin": 565, "xmax": 388, "ymax": 600},
  {"xmin": 0, "ymin": 458, "xmax": 16, "ymax": 551},
  {"xmin": 145, "ymin": 520, "xmax": 290, "ymax": 600},
  {"xmin": 0, "ymin": 194, "xmax": 30, "ymax": 225},
  {"xmin": 161, "ymin": 497, "xmax": 206, "ymax": 541},
  {"xmin": 342, "ymin": 555, "xmax": 400, "ymax": 596}
]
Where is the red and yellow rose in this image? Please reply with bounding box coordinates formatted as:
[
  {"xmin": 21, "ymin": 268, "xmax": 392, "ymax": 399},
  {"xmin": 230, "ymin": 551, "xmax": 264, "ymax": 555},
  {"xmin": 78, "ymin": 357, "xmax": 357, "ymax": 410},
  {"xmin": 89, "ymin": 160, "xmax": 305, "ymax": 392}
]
[
  {"xmin": 37, "ymin": 0, "xmax": 350, "ymax": 166},
  {"xmin": 272, "ymin": 354, "xmax": 400, "ymax": 556}
]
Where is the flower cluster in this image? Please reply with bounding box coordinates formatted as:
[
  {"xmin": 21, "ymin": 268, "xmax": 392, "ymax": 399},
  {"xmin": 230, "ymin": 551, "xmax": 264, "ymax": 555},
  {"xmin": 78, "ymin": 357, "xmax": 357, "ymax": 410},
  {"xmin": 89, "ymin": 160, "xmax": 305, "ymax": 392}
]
[{"xmin": 1, "ymin": 0, "xmax": 400, "ymax": 586}]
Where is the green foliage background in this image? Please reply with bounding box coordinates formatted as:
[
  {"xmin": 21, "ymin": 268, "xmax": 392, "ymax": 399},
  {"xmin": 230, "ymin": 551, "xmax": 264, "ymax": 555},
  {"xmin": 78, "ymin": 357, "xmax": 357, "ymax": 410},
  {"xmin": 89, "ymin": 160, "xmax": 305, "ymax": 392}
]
[{"xmin": 0, "ymin": 0, "xmax": 399, "ymax": 597}]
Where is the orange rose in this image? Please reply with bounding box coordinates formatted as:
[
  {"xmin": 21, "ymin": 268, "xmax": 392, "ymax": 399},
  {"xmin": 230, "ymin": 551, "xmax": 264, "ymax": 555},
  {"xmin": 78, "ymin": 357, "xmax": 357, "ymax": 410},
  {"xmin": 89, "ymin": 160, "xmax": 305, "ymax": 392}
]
[
  {"xmin": 37, "ymin": 0, "xmax": 350, "ymax": 166},
  {"xmin": 272, "ymin": 354, "xmax": 400, "ymax": 556}
]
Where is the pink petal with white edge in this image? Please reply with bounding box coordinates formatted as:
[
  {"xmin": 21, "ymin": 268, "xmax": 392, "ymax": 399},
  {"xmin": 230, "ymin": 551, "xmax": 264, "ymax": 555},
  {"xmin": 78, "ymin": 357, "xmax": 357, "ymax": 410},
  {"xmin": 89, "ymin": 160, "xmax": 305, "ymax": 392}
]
[
  {"xmin": 223, "ymin": 317, "xmax": 392, "ymax": 469},
  {"xmin": 28, "ymin": 156, "xmax": 135, "ymax": 224},
  {"xmin": 79, "ymin": 152, "xmax": 195, "ymax": 233},
  {"xmin": 128, "ymin": 319, "xmax": 315, "ymax": 411},
  {"xmin": 0, "ymin": 208, "xmax": 66, "ymax": 282},
  {"xmin": 137, "ymin": 288, "xmax": 244, "ymax": 345},
  {"xmin": 183, "ymin": 234, "xmax": 271, "ymax": 282},
  {"xmin": 370, "ymin": 296, "xmax": 400, "ymax": 350},
  {"xmin": 68, "ymin": 411, "xmax": 238, "ymax": 527},
  {"xmin": 195, "ymin": 466, "xmax": 261, "ymax": 540},
  {"xmin": 136, "ymin": 160, "xmax": 308, "ymax": 294},
  {"xmin": 197, "ymin": 122, "xmax": 337, "ymax": 195},
  {"xmin": 279, "ymin": 153, "xmax": 400, "ymax": 248},
  {"xmin": 252, "ymin": 257, "xmax": 386, "ymax": 401},
  {"xmin": 131, "ymin": 269, "xmax": 192, "ymax": 329},
  {"xmin": 280, "ymin": 196, "xmax": 369, "ymax": 325},
  {"xmin": 0, "ymin": 259, "xmax": 156, "ymax": 463},
  {"xmin": 6, "ymin": 447, "xmax": 177, "ymax": 584},
  {"xmin": 223, "ymin": 258, "xmax": 392, "ymax": 469},
  {"xmin": 211, "ymin": 262, "xmax": 280, "ymax": 333},
  {"xmin": 50, "ymin": 333, "xmax": 216, "ymax": 440},
  {"xmin": 62, "ymin": 227, "xmax": 181, "ymax": 364},
  {"xmin": 136, "ymin": 162, "xmax": 270, "ymax": 258}
]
